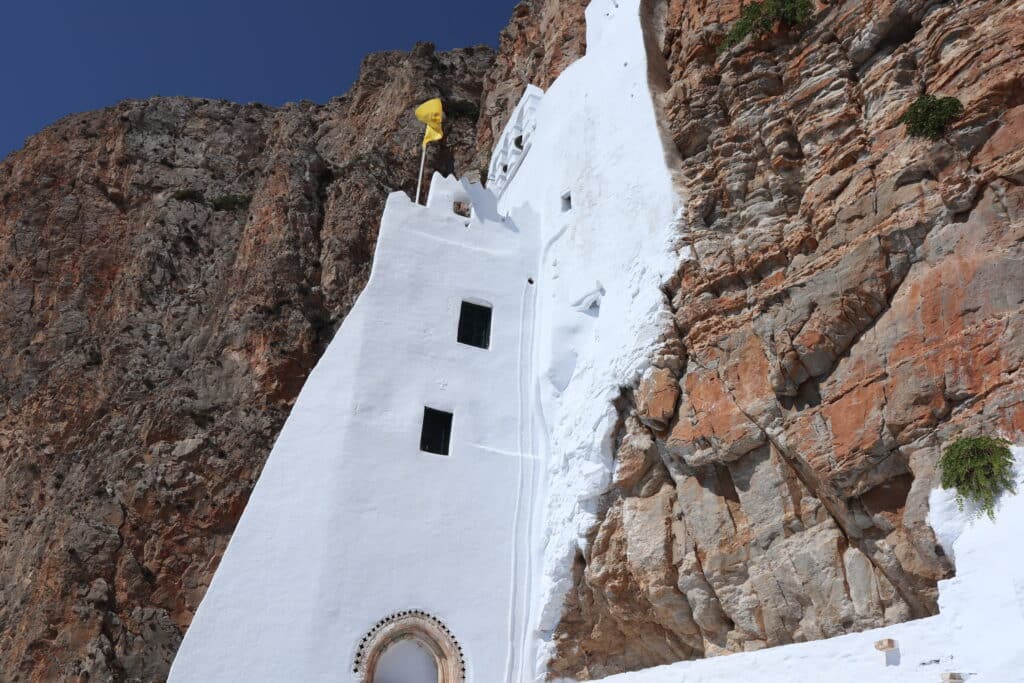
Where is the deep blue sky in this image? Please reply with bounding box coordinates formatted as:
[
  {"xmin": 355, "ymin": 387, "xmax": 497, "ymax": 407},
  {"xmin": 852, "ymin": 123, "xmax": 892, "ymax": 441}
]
[{"xmin": 0, "ymin": 1, "xmax": 519, "ymax": 160}]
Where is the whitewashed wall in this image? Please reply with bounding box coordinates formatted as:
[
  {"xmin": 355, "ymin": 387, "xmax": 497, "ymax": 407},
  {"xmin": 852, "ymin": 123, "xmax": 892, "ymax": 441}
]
[{"xmin": 493, "ymin": 0, "xmax": 681, "ymax": 677}]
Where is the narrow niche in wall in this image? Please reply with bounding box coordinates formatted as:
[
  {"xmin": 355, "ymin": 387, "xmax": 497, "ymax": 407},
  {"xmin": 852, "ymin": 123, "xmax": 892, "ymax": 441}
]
[
  {"xmin": 561, "ymin": 190, "xmax": 572, "ymax": 212},
  {"xmin": 420, "ymin": 407, "xmax": 453, "ymax": 456},
  {"xmin": 457, "ymin": 301, "xmax": 492, "ymax": 349},
  {"xmin": 453, "ymin": 200, "xmax": 471, "ymax": 218}
]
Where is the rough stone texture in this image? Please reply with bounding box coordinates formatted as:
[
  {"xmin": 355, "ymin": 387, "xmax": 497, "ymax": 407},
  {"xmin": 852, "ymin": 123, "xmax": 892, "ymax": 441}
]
[
  {"xmin": 0, "ymin": 43, "xmax": 492, "ymax": 682},
  {"xmin": 550, "ymin": 0, "xmax": 1024, "ymax": 678},
  {"xmin": 635, "ymin": 367, "xmax": 681, "ymax": 431}
]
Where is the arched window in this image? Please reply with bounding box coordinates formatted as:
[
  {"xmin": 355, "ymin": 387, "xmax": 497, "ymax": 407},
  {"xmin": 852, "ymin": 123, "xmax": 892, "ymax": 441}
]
[
  {"xmin": 374, "ymin": 639, "xmax": 437, "ymax": 683},
  {"xmin": 354, "ymin": 611, "xmax": 465, "ymax": 683}
]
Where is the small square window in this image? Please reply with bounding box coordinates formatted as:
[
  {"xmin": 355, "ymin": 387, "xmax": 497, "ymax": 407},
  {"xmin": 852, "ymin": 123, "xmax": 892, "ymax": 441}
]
[
  {"xmin": 420, "ymin": 407, "xmax": 453, "ymax": 456},
  {"xmin": 457, "ymin": 301, "xmax": 492, "ymax": 349},
  {"xmin": 561, "ymin": 191, "xmax": 572, "ymax": 212}
]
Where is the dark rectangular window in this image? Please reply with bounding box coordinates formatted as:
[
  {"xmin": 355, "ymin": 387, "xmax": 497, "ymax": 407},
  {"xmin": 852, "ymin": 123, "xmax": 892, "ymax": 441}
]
[
  {"xmin": 457, "ymin": 301, "xmax": 492, "ymax": 349},
  {"xmin": 420, "ymin": 407, "xmax": 453, "ymax": 456},
  {"xmin": 561, "ymin": 191, "xmax": 572, "ymax": 212}
]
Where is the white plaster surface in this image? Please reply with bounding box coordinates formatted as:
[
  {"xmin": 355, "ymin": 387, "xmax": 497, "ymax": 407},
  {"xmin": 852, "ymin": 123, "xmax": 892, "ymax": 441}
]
[
  {"xmin": 493, "ymin": 0, "xmax": 682, "ymax": 676},
  {"xmin": 596, "ymin": 448, "xmax": 1024, "ymax": 683}
]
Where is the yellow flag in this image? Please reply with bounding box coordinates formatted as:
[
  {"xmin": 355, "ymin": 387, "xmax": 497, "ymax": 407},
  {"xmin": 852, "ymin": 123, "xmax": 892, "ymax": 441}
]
[{"xmin": 415, "ymin": 98, "xmax": 444, "ymax": 148}]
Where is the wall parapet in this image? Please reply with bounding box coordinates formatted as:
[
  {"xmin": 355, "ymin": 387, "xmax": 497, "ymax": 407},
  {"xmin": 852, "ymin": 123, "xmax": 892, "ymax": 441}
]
[{"xmin": 487, "ymin": 85, "xmax": 544, "ymax": 198}]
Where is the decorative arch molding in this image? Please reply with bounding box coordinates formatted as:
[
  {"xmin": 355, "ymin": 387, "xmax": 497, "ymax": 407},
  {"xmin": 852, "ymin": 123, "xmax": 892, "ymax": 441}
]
[{"xmin": 353, "ymin": 610, "xmax": 467, "ymax": 682}]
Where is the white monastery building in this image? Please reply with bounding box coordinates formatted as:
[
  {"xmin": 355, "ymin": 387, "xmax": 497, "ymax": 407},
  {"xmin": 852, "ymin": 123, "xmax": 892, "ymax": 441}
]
[
  {"xmin": 172, "ymin": 0, "xmax": 680, "ymax": 680},
  {"xmin": 171, "ymin": 0, "xmax": 1024, "ymax": 681}
]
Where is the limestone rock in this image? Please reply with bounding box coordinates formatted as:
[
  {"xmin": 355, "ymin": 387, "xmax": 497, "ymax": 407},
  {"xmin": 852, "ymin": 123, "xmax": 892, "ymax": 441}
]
[{"xmin": 635, "ymin": 366, "xmax": 680, "ymax": 431}]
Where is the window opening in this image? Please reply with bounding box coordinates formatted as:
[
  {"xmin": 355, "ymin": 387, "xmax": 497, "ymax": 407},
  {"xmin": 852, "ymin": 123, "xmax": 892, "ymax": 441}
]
[
  {"xmin": 354, "ymin": 610, "xmax": 465, "ymax": 683},
  {"xmin": 561, "ymin": 191, "xmax": 572, "ymax": 212},
  {"xmin": 457, "ymin": 301, "xmax": 492, "ymax": 349},
  {"xmin": 420, "ymin": 407, "xmax": 453, "ymax": 456},
  {"xmin": 374, "ymin": 639, "xmax": 437, "ymax": 683}
]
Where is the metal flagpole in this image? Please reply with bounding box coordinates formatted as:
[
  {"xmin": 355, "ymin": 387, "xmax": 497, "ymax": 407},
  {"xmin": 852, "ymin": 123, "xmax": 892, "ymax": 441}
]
[{"xmin": 415, "ymin": 144, "xmax": 427, "ymax": 205}]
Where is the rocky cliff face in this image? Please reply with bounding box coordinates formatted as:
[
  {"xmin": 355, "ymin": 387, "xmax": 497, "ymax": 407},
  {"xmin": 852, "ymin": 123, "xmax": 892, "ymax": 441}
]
[
  {"xmin": 0, "ymin": 44, "xmax": 492, "ymax": 681},
  {"xmin": 548, "ymin": 0, "xmax": 1024, "ymax": 677}
]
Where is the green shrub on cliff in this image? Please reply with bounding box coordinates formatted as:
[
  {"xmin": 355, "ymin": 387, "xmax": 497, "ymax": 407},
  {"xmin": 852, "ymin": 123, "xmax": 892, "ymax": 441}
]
[
  {"xmin": 171, "ymin": 188, "xmax": 205, "ymax": 203},
  {"xmin": 900, "ymin": 95, "xmax": 964, "ymax": 140},
  {"xmin": 448, "ymin": 99, "xmax": 481, "ymax": 122},
  {"xmin": 940, "ymin": 436, "xmax": 1016, "ymax": 519},
  {"xmin": 719, "ymin": 0, "xmax": 814, "ymax": 52},
  {"xmin": 211, "ymin": 194, "xmax": 252, "ymax": 211}
]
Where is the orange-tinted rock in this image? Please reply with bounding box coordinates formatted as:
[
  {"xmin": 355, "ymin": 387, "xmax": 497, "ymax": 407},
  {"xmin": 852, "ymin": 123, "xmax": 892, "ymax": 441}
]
[{"xmin": 636, "ymin": 367, "xmax": 680, "ymax": 431}]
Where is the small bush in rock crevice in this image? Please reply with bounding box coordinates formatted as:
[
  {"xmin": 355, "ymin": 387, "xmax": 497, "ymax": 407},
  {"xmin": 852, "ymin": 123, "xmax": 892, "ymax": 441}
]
[
  {"xmin": 211, "ymin": 194, "xmax": 252, "ymax": 212},
  {"xmin": 171, "ymin": 189, "xmax": 205, "ymax": 203},
  {"xmin": 901, "ymin": 95, "xmax": 964, "ymax": 140},
  {"xmin": 448, "ymin": 100, "xmax": 481, "ymax": 122},
  {"xmin": 719, "ymin": 0, "xmax": 814, "ymax": 52},
  {"xmin": 940, "ymin": 436, "xmax": 1016, "ymax": 519}
]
